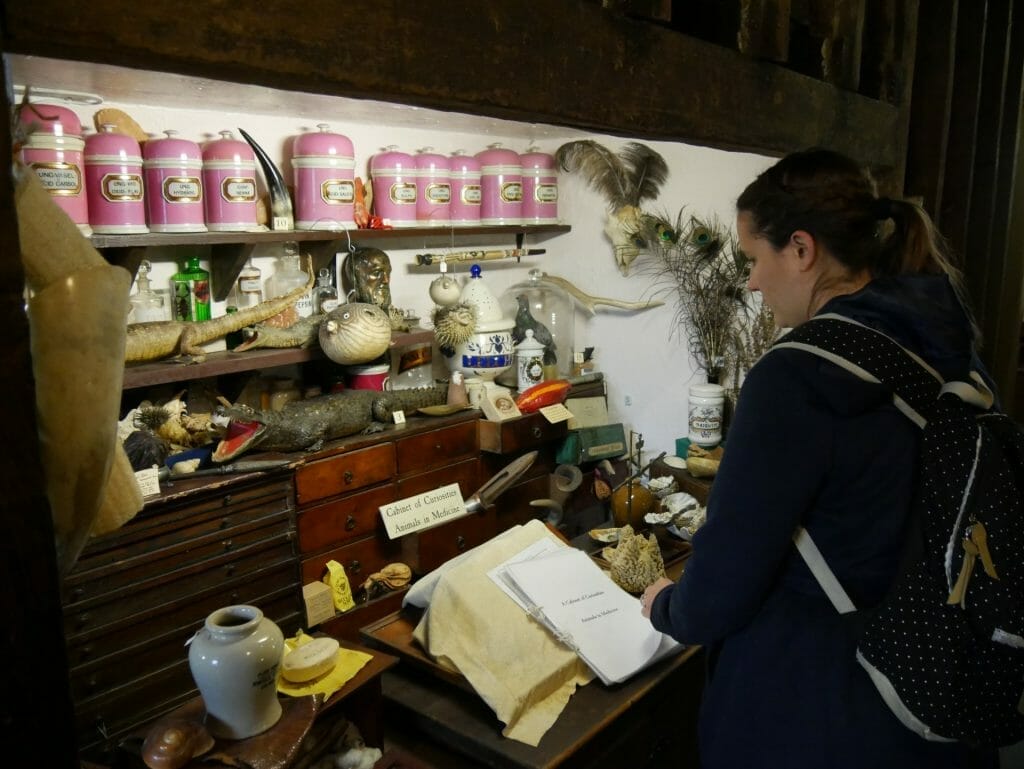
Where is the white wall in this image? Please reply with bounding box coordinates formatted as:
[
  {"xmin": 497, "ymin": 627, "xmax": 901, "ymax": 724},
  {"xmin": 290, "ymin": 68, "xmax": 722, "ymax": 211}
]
[{"xmin": 36, "ymin": 67, "xmax": 772, "ymax": 460}]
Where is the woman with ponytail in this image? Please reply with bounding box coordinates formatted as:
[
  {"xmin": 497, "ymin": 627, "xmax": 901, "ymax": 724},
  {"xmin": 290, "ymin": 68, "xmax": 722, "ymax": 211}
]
[{"xmin": 640, "ymin": 150, "xmax": 995, "ymax": 768}]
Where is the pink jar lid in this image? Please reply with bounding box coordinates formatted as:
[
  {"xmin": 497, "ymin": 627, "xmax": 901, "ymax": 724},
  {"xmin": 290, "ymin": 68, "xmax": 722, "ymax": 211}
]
[
  {"xmin": 370, "ymin": 145, "xmax": 414, "ymax": 172},
  {"xmin": 520, "ymin": 147, "xmax": 556, "ymax": 170},
  {"xmin": 18, "ymin": 103, "xmax": 82, "ymax": 137},
  {"xmin": 144, "ymin": 130, "xmax": 202, "ymax": 162},
  {"xmin": 85, "ymin": 123, "xmax": 142, "ymax": 160},
  {"xmin": 203, "ymin": 130, "xmax": 255, "ymax": 163},
  {"xmin": 475, "ymin": 143, "xmax": 520, "ymax": 167},
  {"xmin": 415, "ymin": 147, "xmax": 449, "ymax": 172},
  {"xmin": 293, "ymin": 123, "xmax": 354, "ymax": 158},
  {"xmin": 449, "ymin": 150, "xmax": 481, "ymax": 173}
]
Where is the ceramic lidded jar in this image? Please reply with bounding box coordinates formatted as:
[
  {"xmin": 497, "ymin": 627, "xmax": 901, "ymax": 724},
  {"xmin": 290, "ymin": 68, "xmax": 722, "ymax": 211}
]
[
  {"xmin": 19, "ymin": 103, "xmax": 91, "ymax": 234},
  {"xmin": 369, "ymin": 146, "xmax": 417, "ymax": 227},
  {"xmin": 293, "ymin": 123, "xmax": 356, "ymax": 230},
  {"xmin": 187, "ymin": 604, "xmax": 284, "ymax": 739},
  {"xmin": 449, "ymin": 263, "xmax": 515, "ymax": 382},
  {"xmin": 202, "ymin": 130, "xmax": 258, "ymax": 232},
  {"xmin": 475, "ymin": 143, "xmax": 522, "ymax": 225},
  {"xmin": 519, "ymin": 146, "xmax": 559, "ymax": 224},
  {"xmin": 499, "ymin": 268, "xmax": 575, "ymax": 379},
  {"xmin": 84, "ymin": 123, "xmax": 147, "ymax": 234},
  {"xmin": 143, "ymin": 130, "xmax": 207, "ymax": 233},
  {"xmin": 448, "ymin": 150, "xmax": 481, "ymax": 225},
  {"xmin": 414, "ymin": 147, "xmax": 451, "ymax": 226}
]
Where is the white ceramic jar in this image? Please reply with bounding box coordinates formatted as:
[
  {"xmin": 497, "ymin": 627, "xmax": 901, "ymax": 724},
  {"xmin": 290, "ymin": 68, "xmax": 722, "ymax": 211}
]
[
  {"xmin": 688, "ymin": 383, "xmax": 725, "ymax": 447},
  {"xmin": 187, "ymin": 604, "xmax": 284, "ymax": 739}
]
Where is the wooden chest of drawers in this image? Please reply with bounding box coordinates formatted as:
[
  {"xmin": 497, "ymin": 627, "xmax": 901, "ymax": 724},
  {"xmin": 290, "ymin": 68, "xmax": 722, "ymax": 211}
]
[{"xmin": 63, "ymin": 474, "xmax": 300, "ymax": 755}]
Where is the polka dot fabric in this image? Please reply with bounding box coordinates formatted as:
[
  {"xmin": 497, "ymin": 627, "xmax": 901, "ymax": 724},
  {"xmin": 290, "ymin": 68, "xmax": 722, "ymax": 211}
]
[{"xmin": 775, "ymin": 315, "xmax": 1024, "ymax": 748}]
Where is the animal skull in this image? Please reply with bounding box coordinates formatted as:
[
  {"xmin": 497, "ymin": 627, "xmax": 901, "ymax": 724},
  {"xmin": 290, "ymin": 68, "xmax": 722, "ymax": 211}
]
[{"xmin": 604, "ymin": 205, "xmax": 644, "ymax": 276}]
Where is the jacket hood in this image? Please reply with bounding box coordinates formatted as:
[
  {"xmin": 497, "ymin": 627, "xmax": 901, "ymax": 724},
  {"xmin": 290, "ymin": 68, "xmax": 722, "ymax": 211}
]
[{"xmin": 818, "ymin": 274, "xmax": 976, "ymax": 382}]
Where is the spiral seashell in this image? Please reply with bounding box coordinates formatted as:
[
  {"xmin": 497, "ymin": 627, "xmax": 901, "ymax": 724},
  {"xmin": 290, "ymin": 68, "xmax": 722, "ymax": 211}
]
[{"xmin": 319, "ymin": 303, "xmax": 392, "ymax": 365}]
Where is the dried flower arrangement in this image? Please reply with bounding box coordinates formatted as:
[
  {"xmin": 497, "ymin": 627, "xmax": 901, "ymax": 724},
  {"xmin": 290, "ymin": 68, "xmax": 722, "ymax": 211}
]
[{"xmin": 638, "ymin": 211, "xmax": 777, "ymax": 401}]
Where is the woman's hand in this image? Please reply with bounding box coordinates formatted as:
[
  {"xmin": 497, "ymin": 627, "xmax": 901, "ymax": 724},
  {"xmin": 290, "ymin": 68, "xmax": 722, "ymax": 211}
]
[{"xmin": 640, "ymin": 576, "xmax": 674, "ymax": 619}]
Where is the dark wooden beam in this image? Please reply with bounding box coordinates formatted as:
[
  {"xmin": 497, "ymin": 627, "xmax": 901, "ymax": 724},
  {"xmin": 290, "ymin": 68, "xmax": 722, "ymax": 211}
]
[
  {"xmin": 1, "ymin": 0, "xmax": 904, "ymax": 170},
  {"xmin": 902, "ymin": 0, "xmax": 958, "ymax": 213},
  {"xmin": 738, "ymin": 0, "xmax": 792, "ymax": 62}
]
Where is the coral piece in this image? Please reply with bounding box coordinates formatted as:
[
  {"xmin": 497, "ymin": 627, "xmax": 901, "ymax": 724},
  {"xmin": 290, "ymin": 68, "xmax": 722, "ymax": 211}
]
[{"xmin": 601, "ymin": 525, "xmax": 666, "ymax": 593}]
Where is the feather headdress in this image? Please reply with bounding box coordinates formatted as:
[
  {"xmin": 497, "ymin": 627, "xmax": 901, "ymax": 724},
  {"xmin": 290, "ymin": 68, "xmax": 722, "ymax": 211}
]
[{"xmin": 555, "ymin": 140, "xmax": 669, "ymax": 210}]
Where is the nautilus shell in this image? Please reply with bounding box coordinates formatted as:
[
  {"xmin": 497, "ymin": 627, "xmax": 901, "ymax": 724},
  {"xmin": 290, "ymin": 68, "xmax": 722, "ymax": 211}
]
[{"xmin": 319, "ymin": 303, "xmax": 392, "ymax": 365}]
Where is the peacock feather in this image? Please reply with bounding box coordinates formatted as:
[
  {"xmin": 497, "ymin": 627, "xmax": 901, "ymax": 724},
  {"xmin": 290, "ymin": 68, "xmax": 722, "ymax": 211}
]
[{"xmin": 556, "ymin": 140, "xmax": 669, "ymax": 210}]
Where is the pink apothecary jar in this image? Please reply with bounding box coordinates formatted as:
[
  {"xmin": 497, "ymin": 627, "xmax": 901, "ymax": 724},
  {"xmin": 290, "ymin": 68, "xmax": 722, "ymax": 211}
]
[
  {"xmin": 415, "ymin": 147, "xmax": 450, "ymax": 226},
  {"xmin": 520, "ymin": 147, "xmax": 559, "ymax": 224},
  {"xmin": 84, "ymin": 124, "xmax": 147, "ymax": 234},
  {"xmin": 448, "ymin": 150, "xmax": 481, "ymax": 225},
  {"xmin": 369, "ymin": 146, "xmax": 417, "ymax": 228},
  {"xmin": 143, "ymin": 130, "xmax": 207, "ymax": 233},
  {"xmin": 19, "ymin": 102, "xmax": 91, "ymax": 235},
  {"xmin": 475, "ymin": 143, "xmax": 521, "ymax": 225},
  {"xmin": 293, "ymin": 123, "xmax": 355, "ymax": 230},
  {"xmin": 202, "ymin": 130, "xmax": 258, "ymax": 232}
]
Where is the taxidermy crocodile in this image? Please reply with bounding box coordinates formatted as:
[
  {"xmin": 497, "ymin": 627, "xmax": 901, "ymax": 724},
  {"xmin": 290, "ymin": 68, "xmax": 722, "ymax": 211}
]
[
  {"xmin": 212, "ymin": 385, "xmax": 448, "ymax": 461},
  {"xmin": 124, "ymin": 259, "xmax": 315, "ymax": 362}
]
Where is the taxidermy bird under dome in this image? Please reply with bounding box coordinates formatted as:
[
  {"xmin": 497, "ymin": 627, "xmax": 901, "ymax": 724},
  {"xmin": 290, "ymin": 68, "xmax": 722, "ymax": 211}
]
[
  {"xmin": 499, "ymin": 269, "xmax": 575, "ymax": 379},
  {"xmin": 555, "ymin": 139, "xmax": 674, "ymax": 276}
]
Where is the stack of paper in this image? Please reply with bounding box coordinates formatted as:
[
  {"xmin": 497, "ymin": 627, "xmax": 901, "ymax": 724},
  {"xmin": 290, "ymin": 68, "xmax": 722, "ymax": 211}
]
[{"xmin": 490, "ymin": 545, "xmax": 682, "ymax": 685}]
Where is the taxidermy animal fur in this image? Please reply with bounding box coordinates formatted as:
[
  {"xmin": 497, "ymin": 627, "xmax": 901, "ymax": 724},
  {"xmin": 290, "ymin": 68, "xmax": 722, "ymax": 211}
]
[{"xmin": 555, "ymin": 140, "xmax": 672, "ymax": 276}]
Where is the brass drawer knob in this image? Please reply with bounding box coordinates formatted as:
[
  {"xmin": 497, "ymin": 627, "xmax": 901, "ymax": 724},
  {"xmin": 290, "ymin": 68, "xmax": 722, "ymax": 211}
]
[
  {"xmin": 344, "ymin": 470, "xmax": 354, "ymax": 485},
  {"xmin": 456, "ymin": 535, "xmax": 467, "ymax": 551},
  {"xmin": 345, "ymin": 515, "xmax": 357, "ymax": 531},
  {"xmin": 349, "ymin": 560, "xmax": 362, "ymax": 574},
  {"xmin": 532, "ymin": 426, "xmax": 543, "ymax": 440},
  {"xmin": 221, "ymin": 494, "xmax": 233, "ymax": 506}
]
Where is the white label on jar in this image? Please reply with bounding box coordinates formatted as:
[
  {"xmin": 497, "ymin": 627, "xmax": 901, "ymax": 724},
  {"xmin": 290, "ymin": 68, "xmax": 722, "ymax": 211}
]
[
  {"xmin": 321, "ymin": 179, "xmax": 354, "ymax": 204},
  {"xmin": 321, "ymin": 297, "xmax": 340, "ymax": 313},
  {"xmin": 162, "ymin": 176, "xmax": 202, "ymax": 203},
  {"xmin": 221, "ymin": 176, "xmax": 256, "ymax": 202},
  {"xmin": 32, "ymin": 162, "xmax": 82, "ymax": 194},
  {"xmin": 535, "ymin": 182, "xmax": 559, "ymax": 203},
  {"xmin": 239, "ymin": 276, "xmax": 262, "ymax": 293},
  {"xmin": 389, "ymin": 182, "xmax": 416, "ymax": 204},
  {"xmin": 425, "ymin": 182, "xmax": 451, "ymax": 204},
  {"xmin": 461, "ymin": 184, "xmax": 482, "ymax": 204},
  {"xmin": 688, "ymin": 403, "xmax": 723, "ymax": 446},
  {"xmin": 102, "ymin": 173, "xmax": 143, "ymax": 201},
  {"xmin": 500, "ymin": 181, "xmax": 523, "ymax": 203},
  {"xmin": 295, "ymin": 291, "xmax": 314, "ymax": 318}
]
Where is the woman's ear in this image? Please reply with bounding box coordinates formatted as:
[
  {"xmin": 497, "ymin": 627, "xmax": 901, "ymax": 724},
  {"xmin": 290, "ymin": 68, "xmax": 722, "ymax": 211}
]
[{"xmin": 788, "ymin": 229, "xmax": 820, "ymax": 272}]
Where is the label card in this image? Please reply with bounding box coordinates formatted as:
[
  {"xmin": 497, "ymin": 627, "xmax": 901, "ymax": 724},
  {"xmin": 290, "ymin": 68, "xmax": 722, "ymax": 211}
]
[
  {"xmin": 539, "ymin": 403, "xmax": 574, "ymax": 424},
  {"xmin": 135, "ymin": 467, "xmax": 161, "ymax": 497},
  {"xmin": 380, "ymin": 482, "xmax": 466, "ymax": 539}
]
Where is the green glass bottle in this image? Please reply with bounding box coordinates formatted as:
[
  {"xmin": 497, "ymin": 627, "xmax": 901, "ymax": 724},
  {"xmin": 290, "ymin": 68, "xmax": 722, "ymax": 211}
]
[{"xmin": 171, "ymin": 255, "xmax": 212, "ymax": 321}]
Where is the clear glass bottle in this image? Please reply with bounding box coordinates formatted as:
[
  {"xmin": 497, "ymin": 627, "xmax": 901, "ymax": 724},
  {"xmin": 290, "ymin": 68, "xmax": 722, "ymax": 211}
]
[
  {"xmin": 499, "ymin": 268, "xmax": 575, "ymax": 379},
  {"xmin": 236, "ymin": 257, "xmax": 263, "ymax": 308},
  {"xmin": 264, "ymin": 242, "xmax": 313, "ymax": 317},
  {"xmin": 313, "ymin": 267, "xmax": 339, "ymax": 314},
  {"xmin": 170, "ymin": 255, "xmax": 212, "ymax": 321},
  {"xmin": 127, "ymin": 259, "xmax": 166, "ymax": 323}
]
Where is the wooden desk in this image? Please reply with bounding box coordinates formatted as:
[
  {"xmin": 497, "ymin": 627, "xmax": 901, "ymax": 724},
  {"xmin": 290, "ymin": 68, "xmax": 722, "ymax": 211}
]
[{"xmin": 364, "ymin": 611, "xmax": 705, "ymax": 769}]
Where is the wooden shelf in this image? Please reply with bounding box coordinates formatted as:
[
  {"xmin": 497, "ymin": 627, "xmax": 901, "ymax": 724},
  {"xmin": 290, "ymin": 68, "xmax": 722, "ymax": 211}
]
[
  {"xmin": 94, "ymin": 224, "xmax": 571, "ymax": 301},
  {"xmin": 122, "ymin": 328, "xmax": 434, "ymax": 390}
]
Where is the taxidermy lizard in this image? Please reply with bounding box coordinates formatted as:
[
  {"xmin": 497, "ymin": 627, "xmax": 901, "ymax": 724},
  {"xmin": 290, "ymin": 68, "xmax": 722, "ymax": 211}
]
[{"xmin": 125, "ymin": 258, "xmax": 315, "ymax": 362}]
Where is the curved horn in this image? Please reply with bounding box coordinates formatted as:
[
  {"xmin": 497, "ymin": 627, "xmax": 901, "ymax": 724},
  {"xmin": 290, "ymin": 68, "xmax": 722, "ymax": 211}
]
[{"xmin": 238, "ymin": 128, "xmax": 293, "ymax": 230}]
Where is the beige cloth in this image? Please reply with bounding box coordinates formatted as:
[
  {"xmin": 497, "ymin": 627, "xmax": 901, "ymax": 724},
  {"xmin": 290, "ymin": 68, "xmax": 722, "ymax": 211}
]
[
  {"xmin": 412, "ymin": 520, "xmax": 594, "ymax": 746},
  {"xmin": 17, "ymin": 167, "xmax": 142, "ymax": 574}
]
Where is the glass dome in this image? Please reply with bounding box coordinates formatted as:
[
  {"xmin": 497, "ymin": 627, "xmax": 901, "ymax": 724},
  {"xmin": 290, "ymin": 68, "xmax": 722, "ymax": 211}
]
[{"xmin": 499, "ymin": 269, "xmax": 575, "ymax": 379}]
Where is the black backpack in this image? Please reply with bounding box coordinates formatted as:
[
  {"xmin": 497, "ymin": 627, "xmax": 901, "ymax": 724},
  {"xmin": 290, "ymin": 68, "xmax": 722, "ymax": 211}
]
[{"xmin": 774, "ymin": 312, "xmax": 1024, "ymax": 747}]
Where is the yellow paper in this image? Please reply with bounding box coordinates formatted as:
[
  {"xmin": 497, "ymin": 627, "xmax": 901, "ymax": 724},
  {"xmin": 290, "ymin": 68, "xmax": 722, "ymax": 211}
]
[
  {"xmin": 277, "ymin": 630, "xmax": 372, "ymax": 699},
  {"xmin": 324, "ymin": 559, "xmax": 356, "ymax": 612}
]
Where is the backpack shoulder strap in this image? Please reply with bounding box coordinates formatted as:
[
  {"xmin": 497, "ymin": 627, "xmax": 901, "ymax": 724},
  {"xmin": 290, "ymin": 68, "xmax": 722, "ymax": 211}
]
[{"xmin": 773, "ymin": 313, "xmax": 944, "ymax": 428}]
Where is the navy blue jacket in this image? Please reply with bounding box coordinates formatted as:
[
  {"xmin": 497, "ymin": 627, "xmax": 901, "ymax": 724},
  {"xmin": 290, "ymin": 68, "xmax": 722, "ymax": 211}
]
[{"xmin": 649, "ymin": 275, "xmax": 981, "ymax": 768}]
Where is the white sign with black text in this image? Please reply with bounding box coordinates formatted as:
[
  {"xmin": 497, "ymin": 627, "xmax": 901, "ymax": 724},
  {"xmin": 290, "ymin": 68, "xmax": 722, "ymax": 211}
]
[{"xmin": 379, "ymin": 482, "xmax": 467, "ymax": 539}]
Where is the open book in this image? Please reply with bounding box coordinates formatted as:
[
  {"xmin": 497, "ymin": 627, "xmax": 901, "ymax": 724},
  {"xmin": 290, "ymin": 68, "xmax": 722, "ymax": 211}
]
[{"xmin": 491, "ymin": 545, "xmax": 682, "ymax": 685}]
